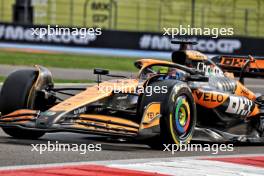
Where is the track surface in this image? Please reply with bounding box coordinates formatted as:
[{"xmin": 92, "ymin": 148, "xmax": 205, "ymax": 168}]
[{"xmin": 0, "ymin": 78, "xmax": 263, "ymax": 167}]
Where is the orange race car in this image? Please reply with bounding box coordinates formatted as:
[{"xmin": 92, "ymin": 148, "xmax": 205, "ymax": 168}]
[{"xmin": 0, "ymin": 41, "xmax": 263, "ymax": 149}]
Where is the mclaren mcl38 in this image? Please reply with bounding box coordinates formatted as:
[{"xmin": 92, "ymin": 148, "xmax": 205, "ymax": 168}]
[{"xmin": 0, "ymin": 41, "xmax": 263, "ymax": 149}]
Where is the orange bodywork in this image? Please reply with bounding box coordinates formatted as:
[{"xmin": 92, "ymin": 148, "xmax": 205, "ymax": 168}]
[
  {"xmin": 0, "ymin": 109, "xmax": 37, "ymax": 125},
  {"xmin": 79, "ymin": 114, "xmax": 139, "ymax": 129},
  {"xmin": 140, "ymin": 102, "xmax": 161, "ymax": 129},
  {"xmin": 2, "ymin": 109, "xmax": 37, "ymax": 117},
  {"xmin": 192, "ymin": 89, "xmax": 229, "ymax": 109},
  {"xmin": 234, "ymin": 81, "xmax": 256, "ymax": 100},
  {"xmin": 249, "ymin": 106, "xmax": 261, "ymax": 117},
  {"xmin": 50, "ymin": 79, "xmax": 139, "ymax": 112}
]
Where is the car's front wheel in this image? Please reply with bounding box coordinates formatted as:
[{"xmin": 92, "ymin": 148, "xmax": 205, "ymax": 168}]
[
  {"xmin": 161, "ymin": 85, "xmax": 196, "ymax": 146},
  {"xmin": 140, "ymin": 80, "xmax": 196, "ymax": 150},
  {"xmin": 0, "ymin": 69, "xmax": 46, "ymax": 139}
]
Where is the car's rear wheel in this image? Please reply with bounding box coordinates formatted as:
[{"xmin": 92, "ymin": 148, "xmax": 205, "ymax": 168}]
[{"xmin": 0, "ymin": 69, "xmax": 46, "ymax": 139}]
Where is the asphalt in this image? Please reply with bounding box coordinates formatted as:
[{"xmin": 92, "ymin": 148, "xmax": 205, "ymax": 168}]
[
  {"xmin": 0, "ymin": 131, "xmax": 263, "ymax": 167},
  {"xmin": 0, "ymin": 70, "xmax": 263, "ymax": 167},
  {"xmin": 0, "ymin": 65, "xmax": 133, "ymax": 81}
]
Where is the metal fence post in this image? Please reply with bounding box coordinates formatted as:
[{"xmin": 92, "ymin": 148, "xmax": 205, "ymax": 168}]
[
  {"xmin": 244, "ymin": 9, "xmax": 248, "ymax": 35},
  {"xmin": 83, "ymin": 0, "xmax": 90, "ymax": 27},
  {"xmin": 136, "ymin": 1, "xmax": 140, "ymax": 30},
  {"xmin": 0, "ymin": 0, "xmax": 4, "ymax": 21},
  {"xmin": 158, "ymin": 0, "xmax": 162, "ymax": 31},
  {"xmin": 47, "ymin": 0, "xmax": 51, "ymax": 24},
  {"xmin": 24, "ymin": 0, "xmax": 28, "ymax": 24},
  {"xmin": 109, "ymin": 0, "xmax": 113, "ymax": 29},
  {"xmin": 256, "ymin": 0, "xmax": 260, "ymax": 36},
  {"xmin": 70, "ymin": 0, "xmax": 73, "ymax": 26},
  {"xmin": 109, "ymin": 0, "xmax": 118, "ymax": 29},
  {"xmin": 191, "ymin": 0, "xmax": 195, "ymax": 27},
  {"xmin": 201, "ymin": 7, "xmax": 205, "ymax": 28},
  {"xmin": 112, "ymin": 0, "xmax": 117, "ymax": 29}
]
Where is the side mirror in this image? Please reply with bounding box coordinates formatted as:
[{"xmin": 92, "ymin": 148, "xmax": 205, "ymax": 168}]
[
  {"xmin": 93, "ymin": 68, "xmax": 109, "ymax": 86},
  {"xmin": 94, "ymin": 68, "xmax": 109, "ymax": 75}
]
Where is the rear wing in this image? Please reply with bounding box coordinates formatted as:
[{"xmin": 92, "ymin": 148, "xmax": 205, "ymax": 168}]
[{"xmin": 211, "ymin": 55, "xmax": 264, "ymax": 78}]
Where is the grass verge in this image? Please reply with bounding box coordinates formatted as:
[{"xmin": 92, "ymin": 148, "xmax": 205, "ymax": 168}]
[
  {"xmin": 0, "ymin": 51, "xmax": 138, "ymax": 71},
  {"xmin": 0, "ymin": 76, "xmax": 94, "ymax": 84}
]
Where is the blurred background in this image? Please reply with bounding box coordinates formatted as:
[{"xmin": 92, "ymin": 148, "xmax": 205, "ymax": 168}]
[
  {"xmin": 1, "ymin": 0, "xmax": 264, "ymax": 36},
  {"xmin": 0, "ymin": 0, "xmax": 263, "ymax": 82}
]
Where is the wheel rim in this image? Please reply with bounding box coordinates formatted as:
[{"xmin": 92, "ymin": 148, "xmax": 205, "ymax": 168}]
[
  {"xmin": 179, "ymin": 107, "xmax": 187, "ymax": 126},
  {"xmin": 174, "ymin": 95, "xmax": 191, "ymax": 137}
]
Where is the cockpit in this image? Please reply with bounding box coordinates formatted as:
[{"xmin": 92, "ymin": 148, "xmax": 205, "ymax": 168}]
[{"xmin": 139, "ymin": 64, "xmax": 188, "ymax": 82}]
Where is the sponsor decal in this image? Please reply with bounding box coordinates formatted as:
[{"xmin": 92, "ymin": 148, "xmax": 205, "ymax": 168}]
[
  {"xmin": 221, "ymin": 57, "xmax": 247, "ymax": 67},
  {"xmin": 193, "ymin": 90, "xmax": 228, "ymax": 108},
  {"xmin": 194, "ymin": 91, "xmax": 224, "ymax": 103},
  {"xmin": 73, "ymin": 106, "xmax": 87, "ymax": 115},
  {"xmin": 0, "ymin": 24, "xmax": 96, "ymax": 45},
  {"xmin": 139, "ymin": 35, "xmax": 241, "ymax": 54},
  {"xmin": 143, "ymin": 103, "xmax": 161, "ymax": 123},
  {"xmin": 237, "ymin": 86, "xmax": 250, "ymax": 97},
  {"xmin": 226, "ymin": 96, "xmax": 253, "ymax": 116},
  {"xmin": 146, "ymin": 112, "xmax": 159, "ymax": 121},
  {"xmin": 196, "ymin": 62, "xmax": 224, "ymax": 76}
]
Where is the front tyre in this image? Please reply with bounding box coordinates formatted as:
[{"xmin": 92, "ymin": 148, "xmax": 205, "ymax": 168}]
[
  {"xmin": 142, "ymin": 80, "xmax": 196, "ymax": 149},
  {"xmin": 0, "ymin": 69, "xmax": 46, "ymax": 139},
  {"xmin": 163, "ymin": 86, "xmax": 196, "ymax": 145}
]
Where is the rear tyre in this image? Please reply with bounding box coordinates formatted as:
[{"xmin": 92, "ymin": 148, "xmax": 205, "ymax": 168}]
[{"xmin": 0, "ymin": 69, "xmax": 46, "ymax": 139}]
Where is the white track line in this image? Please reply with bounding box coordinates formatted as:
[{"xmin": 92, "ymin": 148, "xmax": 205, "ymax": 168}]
[{"xmin": 109, "ymin": 159, "xmax": 264, "ymax": 176}]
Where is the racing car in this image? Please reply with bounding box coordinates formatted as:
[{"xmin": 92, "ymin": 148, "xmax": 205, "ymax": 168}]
[{"xmin": 0, "ymin": 41, "xmax": 263, "ymax": 149}]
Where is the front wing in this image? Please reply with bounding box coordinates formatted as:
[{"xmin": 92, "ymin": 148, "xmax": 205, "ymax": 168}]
[
  {"xmin": 0, "ymin": 107, "xmax": 162, "ymax": 140},
  {"xmin": 0, "ymin": 109, "xmax": 140, "ymax": 137}
]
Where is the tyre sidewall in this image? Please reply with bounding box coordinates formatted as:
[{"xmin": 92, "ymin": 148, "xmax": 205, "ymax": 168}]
[
  {"xmin": 162, "ymin": 83, "xmax": 197, "ymax": 145},
  {"xmin": 0, "ymin": 69, "xmax": 46, "ymax": 139}
]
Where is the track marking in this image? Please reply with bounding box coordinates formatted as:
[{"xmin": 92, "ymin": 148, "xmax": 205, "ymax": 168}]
[
  {"xmin": 0, "ymin": 165, "xmax": 167, "ymax": 176},
  {"xmin": 0, "ymin": 154, "xmax": 263, "ymax": 176},
  {"xmin": 109, "ymin": 156, "xmax": 264, "ymax": 176},
  {"xmin": 206, "ymin": 156, "xmax": 264, "ymax": 168}
]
